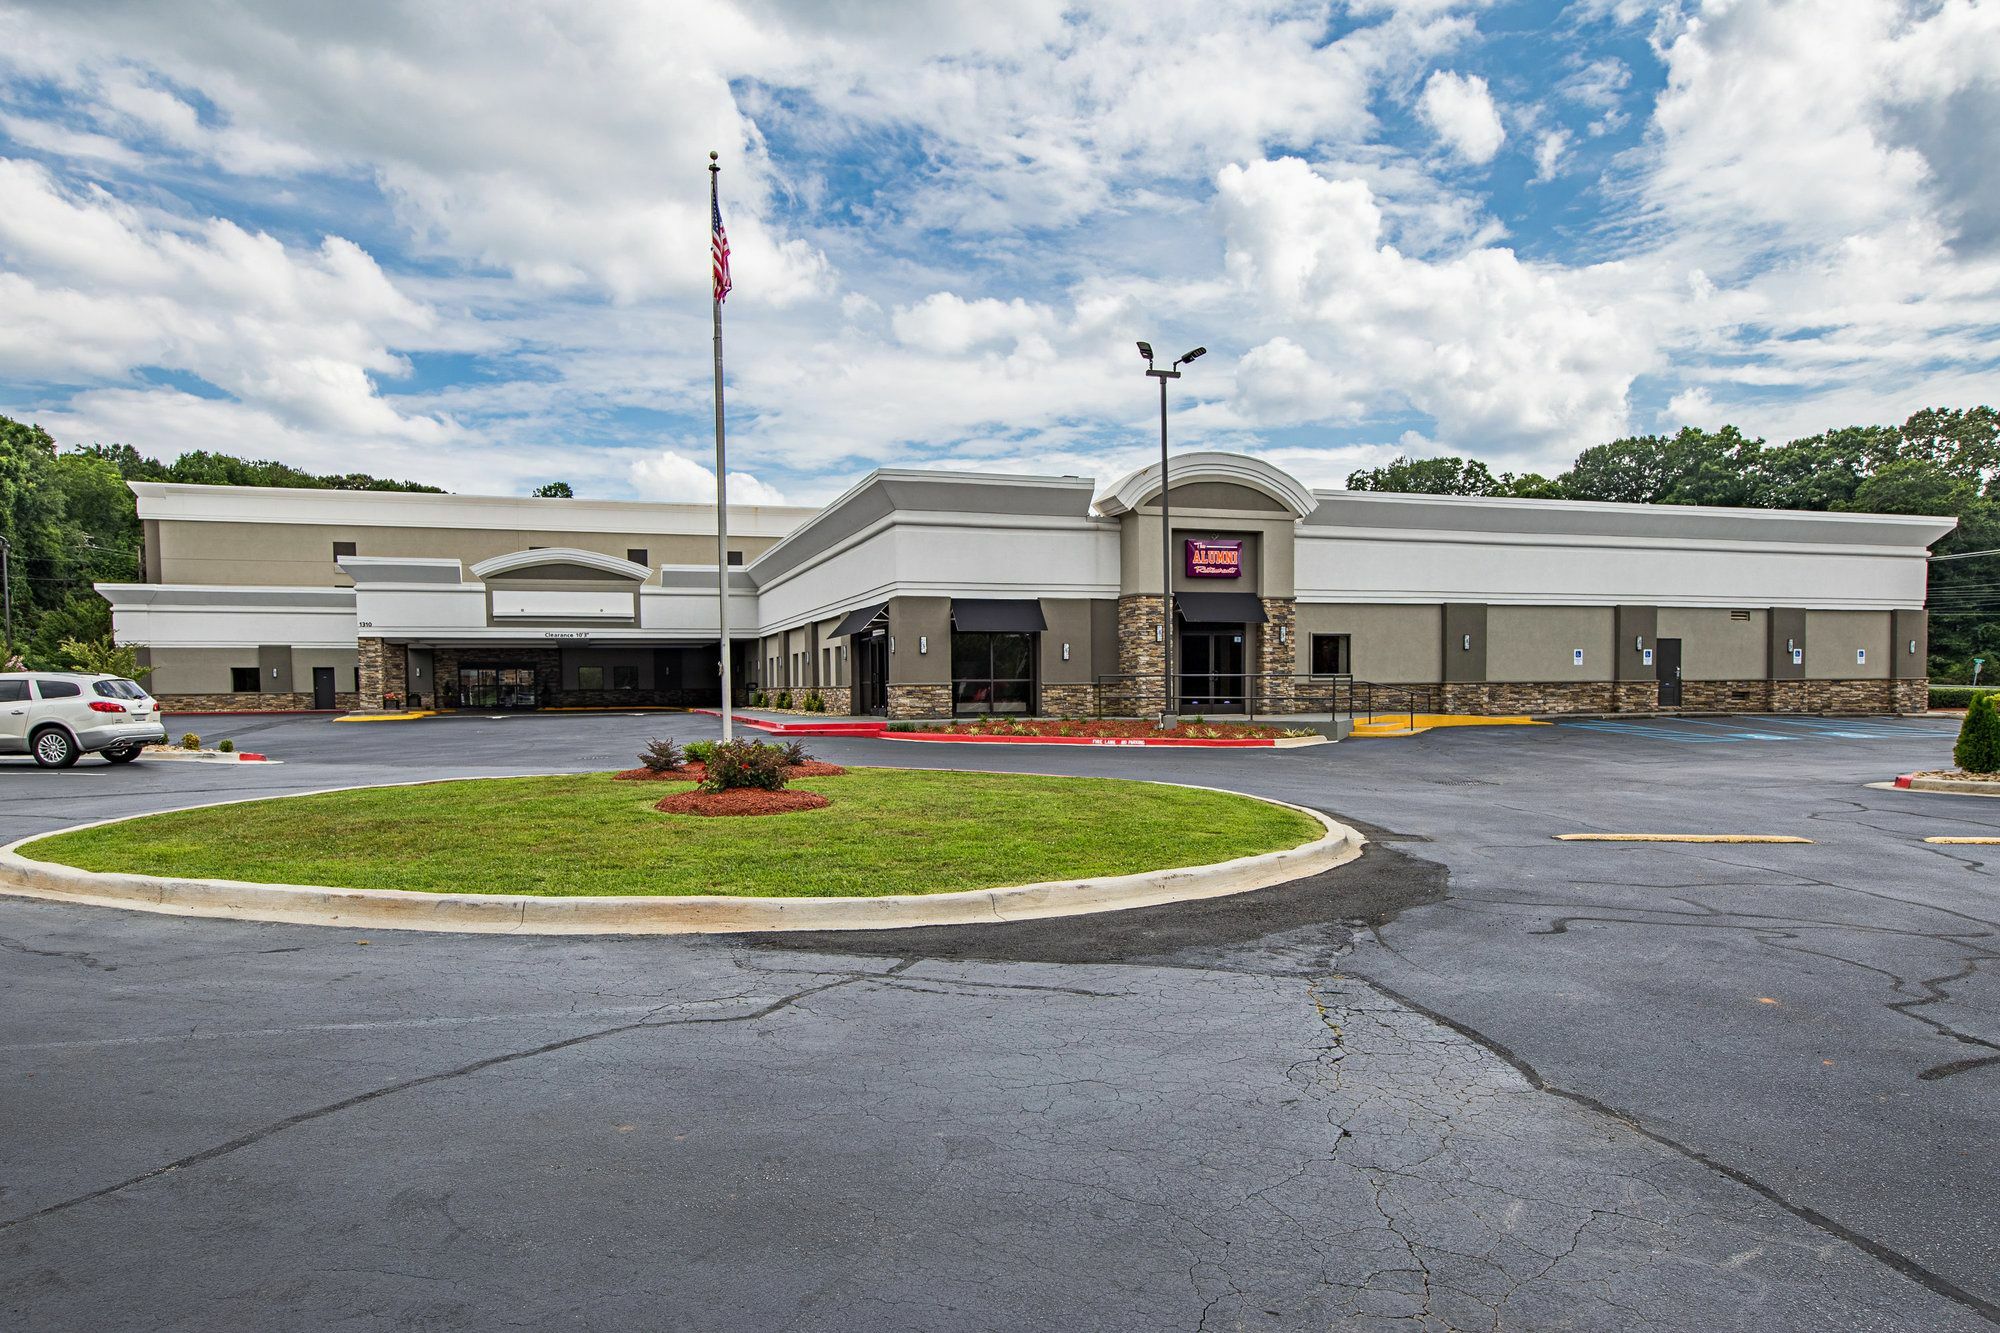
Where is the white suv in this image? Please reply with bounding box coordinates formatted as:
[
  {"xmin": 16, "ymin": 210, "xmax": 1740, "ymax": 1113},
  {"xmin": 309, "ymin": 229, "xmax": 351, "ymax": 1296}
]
[{"xmin": 0, "ymin": 672, "xmax": 169, "ymax": 768}]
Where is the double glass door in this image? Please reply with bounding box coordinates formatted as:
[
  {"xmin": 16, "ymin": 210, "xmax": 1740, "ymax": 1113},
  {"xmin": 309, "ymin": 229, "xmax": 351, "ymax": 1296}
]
[
  {"xmin": 855, "ymin": 632, "xmax": 889, "ymax": 715},
  {"xmin": 458, "ymin": 666, "xmax": 539, "ymax": 709},
  {"xmin": 1178, "ymin": 626, "xmax": 1247, "ymax": 713}
]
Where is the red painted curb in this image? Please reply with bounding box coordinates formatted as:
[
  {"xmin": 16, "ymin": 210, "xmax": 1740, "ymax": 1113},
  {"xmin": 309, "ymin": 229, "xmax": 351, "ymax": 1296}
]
[
  {"xmin": 883, "ymin": 733, "xmax": 1280, "ymax": 747},
  {"xmin": 1893, "ymin": 773, "xmax": 1914, "ymax": 788},
  {"xmin": 240, "ymin": 753, "xmax": 268, "ymax": 762}
]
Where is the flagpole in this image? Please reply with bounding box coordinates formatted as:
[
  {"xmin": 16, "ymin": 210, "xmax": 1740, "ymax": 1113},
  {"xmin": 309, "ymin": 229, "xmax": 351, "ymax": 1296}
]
[{"xmin": 709, "ymin": 150, "xmax": 734, "ymax": 743}]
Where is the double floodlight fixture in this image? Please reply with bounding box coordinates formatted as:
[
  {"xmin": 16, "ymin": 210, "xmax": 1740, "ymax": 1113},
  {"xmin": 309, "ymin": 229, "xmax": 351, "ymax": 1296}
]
[{"xmin": 1137, "ymin": 342, "xmax": 1206, "ymax": 371}]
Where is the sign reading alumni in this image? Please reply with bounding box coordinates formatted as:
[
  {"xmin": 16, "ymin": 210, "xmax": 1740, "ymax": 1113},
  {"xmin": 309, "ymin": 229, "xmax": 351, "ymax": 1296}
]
[{"xmin": 1185, "ymin": 538, "xmax": 1243, "ymax": 579}]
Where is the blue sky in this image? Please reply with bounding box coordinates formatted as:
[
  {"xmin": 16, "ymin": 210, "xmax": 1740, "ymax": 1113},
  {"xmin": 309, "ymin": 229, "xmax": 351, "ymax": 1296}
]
[{"xmin": 1, "ymin": 0, "xmax": 1995, "ymax": 504}]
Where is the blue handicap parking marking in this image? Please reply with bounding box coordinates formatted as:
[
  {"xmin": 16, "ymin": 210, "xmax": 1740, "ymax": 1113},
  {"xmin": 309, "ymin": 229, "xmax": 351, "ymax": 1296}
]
[{"xmin": 1563, "ymin": 720, "xmax": 1738, "ymax": 742}]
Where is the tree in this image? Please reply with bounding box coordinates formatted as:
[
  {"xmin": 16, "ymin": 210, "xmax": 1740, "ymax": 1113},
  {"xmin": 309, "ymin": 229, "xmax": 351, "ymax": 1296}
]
[
  {"xmin": 1346, "ymin": 456, "xmax": 1507, "ymax": 495},
  {"xmin": 1955, "ymin": 692, "xmax": 2000, "ymax": 773},
  {"xmin": 532, "ymin": 481, "xmax": 575, "ymax": 498},
  {"xmin": 57, "ymin": 634, "xmax": 152, "ymax": 680}
]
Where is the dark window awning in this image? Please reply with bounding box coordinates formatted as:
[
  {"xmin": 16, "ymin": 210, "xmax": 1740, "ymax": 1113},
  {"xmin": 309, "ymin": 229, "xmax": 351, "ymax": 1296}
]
[
  {"xmin": 1175, "ymin": 590, "xmax": 1268, "ymax": 625},
  {"xmin": 829, "ymin": 601, "xmax": 889, "ymax": 637},
  {"xmin": 950, "ymin": 598, "xmax": 1047, "ymax": 633}
]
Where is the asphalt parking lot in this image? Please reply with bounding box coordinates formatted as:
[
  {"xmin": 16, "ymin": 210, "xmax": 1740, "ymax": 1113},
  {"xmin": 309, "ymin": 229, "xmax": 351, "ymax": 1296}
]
[{"xmin": 2, "ymin": 712, "xmax": 1995, "ymax": 1331}]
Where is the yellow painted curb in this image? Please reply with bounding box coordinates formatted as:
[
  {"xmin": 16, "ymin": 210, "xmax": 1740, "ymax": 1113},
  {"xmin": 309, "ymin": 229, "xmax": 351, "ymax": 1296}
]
[
  {"xmin": 333, "ymin": 710, "xmax": 436, "ymax": 722},
  {"xmin": 0, "ymin": 776, "xmax": 1364, "ymax": 936},
  {"xmin": 1554, "ymin": 833, "xmax": 1814, "ymax": 844},
  {"xmin": 1923, "ymin": 836, "xmax": 2000, "ymax": 845},
  {"xmin": 1352, "ymin": 713, "xmax": 1549, "ymax": 737}
]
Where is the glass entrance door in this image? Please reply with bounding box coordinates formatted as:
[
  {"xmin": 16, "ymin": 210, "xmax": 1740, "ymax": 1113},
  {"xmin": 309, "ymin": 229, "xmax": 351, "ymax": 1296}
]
[
  {"xmin": 1178, "ymin": 626, "xmax": 1247, "ymax": 713},
  {"xmin": 458, "ymin": 666, "xmax": 541, "ymax": 710}
]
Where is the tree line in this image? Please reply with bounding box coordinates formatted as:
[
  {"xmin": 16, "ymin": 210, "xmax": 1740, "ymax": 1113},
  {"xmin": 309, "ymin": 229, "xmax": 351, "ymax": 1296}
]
[
  {"xmin": 1345, "ymin": 407, "xmax": 2000, "ymax": 681},
  {"xmin": 0, "ymin": 415, "xmax": 440, "ymax": 670}
]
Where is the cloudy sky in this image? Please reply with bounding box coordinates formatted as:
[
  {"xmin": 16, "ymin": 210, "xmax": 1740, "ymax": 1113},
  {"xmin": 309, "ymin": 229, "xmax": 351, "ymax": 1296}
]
[{"xmin": 1, "ymin": 0, "xmax": 1996, "ymax": 504}]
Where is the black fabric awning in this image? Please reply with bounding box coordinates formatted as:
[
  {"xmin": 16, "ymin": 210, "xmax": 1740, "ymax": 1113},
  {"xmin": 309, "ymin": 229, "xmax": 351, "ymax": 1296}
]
[
  {"xmin": 829, "ymin": 601, "xmax": 889, "ymax": 637},
  {"xmin": 950, "ymin": 598, "xmax": 1048, "ymax": 633},
  {"xmin": 1175, "ymin": 590, "xmax": 1268, "ymax": 625}
]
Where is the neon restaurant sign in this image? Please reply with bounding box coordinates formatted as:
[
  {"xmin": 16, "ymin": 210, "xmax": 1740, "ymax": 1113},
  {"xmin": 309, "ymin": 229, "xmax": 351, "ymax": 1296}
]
[{"xmin": 1184, "ymin": 539, "xmax": 1243, "ymax": 579}]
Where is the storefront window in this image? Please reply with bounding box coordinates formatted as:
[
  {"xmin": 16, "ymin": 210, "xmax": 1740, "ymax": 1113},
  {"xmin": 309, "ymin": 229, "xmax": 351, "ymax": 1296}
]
[
  {"xmin": 1311, "ymin": 633, "xmax": 1351, "ymax": 675},
  {"xmin": 577, "ymin": 665, "xmax": 605, "ymax": 689},
  {"xmin": 952, "ymin": 631, "xmax": 1035, "ymax": 714}
]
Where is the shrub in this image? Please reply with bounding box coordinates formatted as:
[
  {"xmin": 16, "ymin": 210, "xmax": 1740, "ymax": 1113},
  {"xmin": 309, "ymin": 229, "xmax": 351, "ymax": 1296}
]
[
  {"xmin": 217, "ymin": 739, "xmax": 235, "ymax": 752},
  {"xmin": 683, "ymin": 739, "xmax": 717, "ymax": 764},
  {"xmin": 1931, "ymin": 685, "xmax": 1999, "ymax": 710},
  {"xmin": 777, "ymin": 690, "xmax": 793, "ymax": 709},
  {"xmin": 749, "ymin": 690, "xmax": 765, "ymax": 708},
  {"xmin": 1281, "ymin": 728, "xmax": 1317, "ymax": 738},
  {"xmin": 804, "ymin": 691, "xmax": 824, "ymax": 712},
  {"xmin": 638, "ymin": 737, "xmax": 683, "ymax": 772},
  {"xmin": 779, "ymin": 740, "xmax": 812, "ymax": 767},
  {"xmin": 1955, "ymin": 694, "xmax": 2000, "ymax": 774},
  {"xmin": 701, "ymin": 739, "xmax": 789, "ymax": 792},
  {"xmin": 180, "ymin": 732, "xmax": 201, "ymax": 750}
]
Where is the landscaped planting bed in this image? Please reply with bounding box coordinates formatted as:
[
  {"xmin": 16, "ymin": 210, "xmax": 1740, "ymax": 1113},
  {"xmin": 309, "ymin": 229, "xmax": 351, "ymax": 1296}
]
[
  {"xmin": 20, "ymin": 770, "xmax": 1321, "ymax": 898},
  {"xmin": 887, "ymin": 718, "xmax": 1304, "ymax": 740}
]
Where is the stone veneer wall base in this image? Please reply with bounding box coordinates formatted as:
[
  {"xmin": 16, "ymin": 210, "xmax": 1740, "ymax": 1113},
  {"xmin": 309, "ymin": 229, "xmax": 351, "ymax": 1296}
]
[
  {"xmin": 1440, "ymin": 678, "xmax": 1923, "ymax": 717},
  {"xmin": 887, "ymin": 684, "xmax": 953, "ymax": 720},
  {"xmin": 157, "ymin": 693, "xmax": 361, "ymax": 713}
]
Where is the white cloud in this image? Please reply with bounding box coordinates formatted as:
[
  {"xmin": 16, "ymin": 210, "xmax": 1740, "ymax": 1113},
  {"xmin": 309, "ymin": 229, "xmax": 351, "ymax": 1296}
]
[
  {"xmin": 1416, "ymin": 70, "xmax": 1505, "ymax": 164},
  {"xmin": 1531, "ymin": 128, "xmax": 1571, "ymax": 182},
  {"xmin": 1215, "ymin": 156, "xmax": 1649, "ymax": 457},
  {"xmin": 631, "ymin": 449, "xmax": 788, "ymax": 506}
]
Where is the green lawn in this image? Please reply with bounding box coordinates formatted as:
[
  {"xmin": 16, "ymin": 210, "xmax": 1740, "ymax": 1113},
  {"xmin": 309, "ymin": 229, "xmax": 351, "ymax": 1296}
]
[{"xmin": 22, "ymin": 770, "xmax": 1321, "ymax": 898}]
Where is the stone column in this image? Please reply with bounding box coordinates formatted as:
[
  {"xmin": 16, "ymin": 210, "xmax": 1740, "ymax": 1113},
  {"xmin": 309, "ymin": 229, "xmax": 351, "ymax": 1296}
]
[
  {"xmin": 356, "ymin": 638, "xmax": 406, "ymax": 711},
  {"xmin": 1115, "ymin": 594, "xmax": 1166, "ymax": 715},
  {"xmin": 1259, "ymin": 597, "xmax": 1299, "ymax": 711}
]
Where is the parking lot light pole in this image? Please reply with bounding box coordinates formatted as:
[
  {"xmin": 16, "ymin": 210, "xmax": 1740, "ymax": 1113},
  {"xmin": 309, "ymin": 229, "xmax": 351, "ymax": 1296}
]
[{"xmin": 1139, "ymin": 342, "xmax": 1204, "ymax": 729}]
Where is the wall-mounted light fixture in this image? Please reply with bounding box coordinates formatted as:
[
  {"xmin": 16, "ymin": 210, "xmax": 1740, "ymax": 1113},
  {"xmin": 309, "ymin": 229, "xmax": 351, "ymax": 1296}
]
[
  {"xmin": 1062, "ymin": 642, "xmax": 1072, "ymax": 661},
  {"xmin": 1634, "ymin": 635, "xmax": 1645, "ymax": 651},
  {"xmin": 1787, "ymin": 638, "xmax": 1796, "ymax": 653},
  {"xmin": 919, "ymin": 635, "xmax": 928, "ymax": 655},
  {"xmin": 1156, "ymin": 625, "xmax": 1164, "ymax": 643},
  {"xmin": 1462, "ymin": 634, "xmax": 1472, "ymax": 651},
  {"xmin": 1279, "ymin": 626, "xmax": 1289, "ymax": 645},
  {"xmin": 1909, "ymin": 639, "xmax": 1918, "ymax": 654},
  {"xmin": 271, "ymin": 667, "xmax": 279, "ymax": 678},
  {"xmin": 889, "ymin": 636, "xmax": 896, "ymax": 654}
]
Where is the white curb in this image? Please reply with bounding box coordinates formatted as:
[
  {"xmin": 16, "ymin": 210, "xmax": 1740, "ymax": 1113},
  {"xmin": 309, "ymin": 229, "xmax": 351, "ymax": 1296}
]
[{"xmin": 0, "ymin": 776, "xmax": 1364, "ymax": 936}]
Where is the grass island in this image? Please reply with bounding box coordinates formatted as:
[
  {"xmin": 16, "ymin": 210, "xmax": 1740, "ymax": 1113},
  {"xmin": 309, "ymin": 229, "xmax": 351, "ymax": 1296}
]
[{"xmin": 20, "ymin": 769, "xmax": 1323, "ymax": 899}]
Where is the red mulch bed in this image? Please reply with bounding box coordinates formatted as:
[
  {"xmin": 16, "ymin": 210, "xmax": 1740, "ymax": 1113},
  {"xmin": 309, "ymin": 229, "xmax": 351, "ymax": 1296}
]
[
  {"xmin": 909, "ymin": 719, "xmax": 1288, "ymax": 740},
  {"xmin": 654, "ymin": 788, "xmax": 831, "ymax": 817},
  {"xmin": 614, "ymin": 762, "xmax": 847, "ymax": 783}
]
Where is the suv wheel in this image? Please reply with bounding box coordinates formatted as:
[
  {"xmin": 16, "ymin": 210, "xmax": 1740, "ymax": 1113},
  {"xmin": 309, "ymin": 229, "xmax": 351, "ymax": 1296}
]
[
  {"xmin": 103, "ymin": 744, "xmax": 143, "ymax": 765},
  {"xmin": 32, "ymin": 728, "xmax": 79, "ymax": 768}
]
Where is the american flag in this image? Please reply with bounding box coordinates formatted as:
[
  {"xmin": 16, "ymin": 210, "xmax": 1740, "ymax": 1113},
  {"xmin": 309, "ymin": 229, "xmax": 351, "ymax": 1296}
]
[{"xmin": 711, "ymin": 191, "xmax": 732, "ymax": 304}]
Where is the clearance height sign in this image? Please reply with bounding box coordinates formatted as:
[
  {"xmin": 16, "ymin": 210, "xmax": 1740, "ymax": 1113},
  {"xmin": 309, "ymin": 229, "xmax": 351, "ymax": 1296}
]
[{"xmin": 1185, "ymin": 539, "xmax": 1243, "ymax": 578}]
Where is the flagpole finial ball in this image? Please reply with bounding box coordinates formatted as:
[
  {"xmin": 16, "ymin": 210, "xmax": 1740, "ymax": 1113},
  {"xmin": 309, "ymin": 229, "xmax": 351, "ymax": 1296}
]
[{"xmin": 709, "ymin": 150, "xmax": 719, "ymax": 161}]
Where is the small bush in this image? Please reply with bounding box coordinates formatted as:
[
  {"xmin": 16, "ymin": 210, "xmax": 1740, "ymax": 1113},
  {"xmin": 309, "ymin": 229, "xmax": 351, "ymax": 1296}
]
[
  {"xmin": 1281, "ymin": 728, "xmax": 1317, "ymax": 738},
  {"xmin": 638, "ymin": 737, "xmax": 683, "ymax": 772},
  {"xmin": 180, "ymin": 732, "xmax": 201, "ymax": 750},
  {"xmin": 683, "ymin": 739, "xmax": 717, "ymax": 764},
  {"xmin": 804, "ymin": 691, "xmax": 824, "ymax": 712},
  {"xmin": 1955, "ymin": 694, "xmax": 2000, "ymax": 773},
  {"xmin": 701, "ymin": 739, "xmax": 790, "ymax": 792},
  {"xmin": 217, "ymin": 739, "xmax": 235, "ymax": 752},
  {"xmin": 1931, "ymin": 685, "xmax": 1999, "ymax": 709},
  {"xmin": 777, "ymin": 690, "xmax": 793, "ymax": 709},
  {"xmin": 779, "ymin": 740, "xmax": 812, "ymax": 767}
]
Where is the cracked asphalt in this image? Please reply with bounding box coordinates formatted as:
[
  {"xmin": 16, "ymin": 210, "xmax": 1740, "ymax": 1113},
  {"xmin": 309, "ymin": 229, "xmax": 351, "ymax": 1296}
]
[{"xmin": 1, "ymin": 711, "xmax": 1995, "ymax": 1331}]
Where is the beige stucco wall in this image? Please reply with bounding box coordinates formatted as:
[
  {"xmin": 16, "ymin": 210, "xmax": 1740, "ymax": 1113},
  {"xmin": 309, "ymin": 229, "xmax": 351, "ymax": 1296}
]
[
  {"xmin": 291, "ymin": 648, "xmax": 361, "ymax": 694},
  {"xmin": 1119, "ymin": 512, "xmax": 1297, "ymax": 598},
  {"xmin": 1655, "ymin": 608, "xmax": 1768, "ymax": 680},
  {"xmin": 887, "ymin": 596, "xmax": 951, "ymax": 686},
  {"xmin": 145, "ymin": 646, "xmax": 262, "ymax": 695},
  {"xmin": 1293, "ymin": 604, "xmax": 1442, "ymax": 683},
  {"xmin": 1039, "ymin": 598, "xmax": 1098, "ymax": 685},
  {"xmin": 1806, "ymin": 609, "xmax": 1891, "ymax": 679},
  {"xmin": 153, "ymin": 521, "xmax": 783, "ymax": 587},
  {"xmin": 1487, "ymin": 606, "xmax": 1616, "ymax": 682}
]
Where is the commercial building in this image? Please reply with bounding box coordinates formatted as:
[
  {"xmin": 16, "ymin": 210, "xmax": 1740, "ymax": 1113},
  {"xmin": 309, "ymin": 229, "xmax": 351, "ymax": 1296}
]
[{"xmin": 99, "ymin": 451, "xmax": 1953, "ymax": 718}]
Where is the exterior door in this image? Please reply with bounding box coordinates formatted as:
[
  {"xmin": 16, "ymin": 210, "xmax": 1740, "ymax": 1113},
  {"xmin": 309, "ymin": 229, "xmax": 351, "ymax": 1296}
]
[
  {"xmin": 1179, "ymin": 627, "xmax": 1248, "ymax": 713},
  {"xmin": 312, "ymin": 666, "xmax": 336, "ymax": 710},
  {"xmin": 856, "ymin": 632, "xmax": 889, "ymax": 715},
  {"xmin": 1656, "ymin": 638, "xmax": 1683, "ymax": 707}
]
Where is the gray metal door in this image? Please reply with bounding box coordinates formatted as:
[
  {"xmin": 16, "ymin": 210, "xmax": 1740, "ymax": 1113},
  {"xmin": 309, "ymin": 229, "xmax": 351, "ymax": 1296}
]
[{"xmin": 1656, "ymin": 638, "xmax": 1683, "ymax": 707}]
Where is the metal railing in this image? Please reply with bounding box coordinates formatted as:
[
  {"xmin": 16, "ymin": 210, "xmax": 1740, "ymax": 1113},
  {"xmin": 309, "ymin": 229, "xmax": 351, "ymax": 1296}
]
[{"xmin": 1083, "ymin": 674, "xmax": 1442, "ymax": 731}]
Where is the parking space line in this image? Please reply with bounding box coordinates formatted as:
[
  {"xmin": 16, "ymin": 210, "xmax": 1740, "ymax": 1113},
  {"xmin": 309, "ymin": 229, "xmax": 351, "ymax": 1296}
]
[
  {"xmin": 1554, "ymin": 833, "xmax": 1814, "ymax": 843},
  {"xmin": 1923, "ymin": 836, "xmax": 2000, "ymax": 845}
]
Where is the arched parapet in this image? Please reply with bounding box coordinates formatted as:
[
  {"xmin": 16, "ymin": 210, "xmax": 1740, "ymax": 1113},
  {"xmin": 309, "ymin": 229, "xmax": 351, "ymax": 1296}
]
[
  {"xmin": 468, "ymin": 548, "xmax": 652, "ymax": 581},
  {"xmin": 1094, "ymin": 452, "xmax": 1319, "ymax": 519}
]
